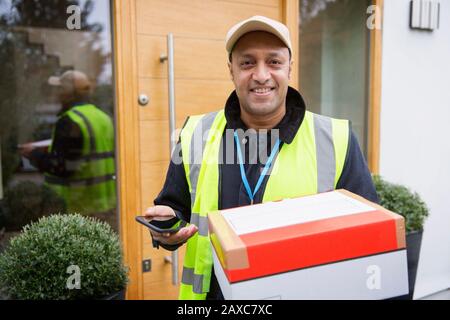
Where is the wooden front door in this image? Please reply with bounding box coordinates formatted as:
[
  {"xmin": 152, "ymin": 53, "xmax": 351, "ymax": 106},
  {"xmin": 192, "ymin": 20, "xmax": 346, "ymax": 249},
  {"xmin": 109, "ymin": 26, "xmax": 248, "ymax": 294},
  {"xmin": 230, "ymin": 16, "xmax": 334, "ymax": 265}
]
[{"xmin": 113, "ymin": 0, "xmax": 298, "ymax": 300}]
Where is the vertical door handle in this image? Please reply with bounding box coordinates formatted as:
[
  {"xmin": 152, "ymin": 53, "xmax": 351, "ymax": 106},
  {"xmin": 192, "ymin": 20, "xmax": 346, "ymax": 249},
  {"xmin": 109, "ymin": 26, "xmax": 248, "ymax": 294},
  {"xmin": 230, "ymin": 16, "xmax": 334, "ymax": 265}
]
[{"xmin": 160, "ymin": 33, "xmax": 179, "ymax": 286}]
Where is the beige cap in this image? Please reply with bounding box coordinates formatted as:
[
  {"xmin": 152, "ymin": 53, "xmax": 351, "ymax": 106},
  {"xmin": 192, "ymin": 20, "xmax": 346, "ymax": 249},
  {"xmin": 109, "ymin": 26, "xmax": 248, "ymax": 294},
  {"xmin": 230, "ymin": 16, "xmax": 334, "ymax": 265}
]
[
  {"xmin": 48, "ymin": 70, "xmax": 91, "ymax": 95},
  {"xmin": 225, "ymin": 15, "xmax": 292, "ymax": 57}
]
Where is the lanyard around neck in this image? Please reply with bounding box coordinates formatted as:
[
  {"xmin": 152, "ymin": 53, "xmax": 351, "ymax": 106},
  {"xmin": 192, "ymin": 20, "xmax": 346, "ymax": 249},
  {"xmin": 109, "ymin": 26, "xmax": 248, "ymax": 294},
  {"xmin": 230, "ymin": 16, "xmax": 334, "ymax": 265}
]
[{"xmin": 234, "ymin": 131, "xmax": 280, "ymax": 205}]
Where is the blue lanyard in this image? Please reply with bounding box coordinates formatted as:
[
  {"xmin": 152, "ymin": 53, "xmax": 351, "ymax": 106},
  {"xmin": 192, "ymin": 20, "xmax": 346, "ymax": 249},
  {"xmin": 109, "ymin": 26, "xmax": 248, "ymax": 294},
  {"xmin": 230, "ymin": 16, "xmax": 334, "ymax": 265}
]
[{"xmin": 234, "ymin": 131, "xmax": 280, "ymax": 205}]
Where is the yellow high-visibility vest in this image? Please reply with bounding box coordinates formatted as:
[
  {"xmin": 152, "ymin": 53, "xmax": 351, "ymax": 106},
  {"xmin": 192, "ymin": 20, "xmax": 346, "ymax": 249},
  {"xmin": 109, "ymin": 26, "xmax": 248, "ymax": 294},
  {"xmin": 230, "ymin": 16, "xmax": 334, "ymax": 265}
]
[{"xmin": 45, "ymin": 104, "xmax": 116, "ymax": 215}]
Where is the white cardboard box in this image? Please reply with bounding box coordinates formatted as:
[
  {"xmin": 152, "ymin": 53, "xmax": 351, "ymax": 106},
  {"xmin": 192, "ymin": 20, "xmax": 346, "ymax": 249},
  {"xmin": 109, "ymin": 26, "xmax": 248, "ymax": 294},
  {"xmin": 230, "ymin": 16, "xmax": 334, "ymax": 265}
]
[{"xmin": 212, "ymin": 247, "xmax": 409, "ymax": 300}]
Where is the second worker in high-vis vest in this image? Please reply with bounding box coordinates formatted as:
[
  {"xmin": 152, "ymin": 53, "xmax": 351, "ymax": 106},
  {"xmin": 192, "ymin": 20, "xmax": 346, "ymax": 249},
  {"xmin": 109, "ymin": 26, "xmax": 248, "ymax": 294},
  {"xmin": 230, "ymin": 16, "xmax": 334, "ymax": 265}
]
[
  {"xmin": 144, "ymin": 16, "xmax": 379, "ymax": 300},
  {"xmin": 20, "ymin": 70, "xmax": 116, "ymax": 226}
]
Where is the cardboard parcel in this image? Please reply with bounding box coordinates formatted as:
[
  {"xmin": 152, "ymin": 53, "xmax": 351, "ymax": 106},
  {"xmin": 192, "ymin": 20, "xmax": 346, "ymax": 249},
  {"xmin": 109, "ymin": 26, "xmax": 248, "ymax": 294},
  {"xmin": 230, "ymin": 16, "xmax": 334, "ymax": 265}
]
[{"xmin": 208, "ymin": 189, "xmax": 409, "ymax": 300}]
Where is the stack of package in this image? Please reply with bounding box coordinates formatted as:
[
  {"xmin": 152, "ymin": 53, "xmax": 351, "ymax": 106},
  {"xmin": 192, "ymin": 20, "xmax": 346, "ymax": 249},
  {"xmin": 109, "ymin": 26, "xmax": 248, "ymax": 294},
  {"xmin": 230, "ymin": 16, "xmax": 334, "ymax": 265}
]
[{"xmin": 208, "ymin": 190, "xmax": 409, "ymax": 300}]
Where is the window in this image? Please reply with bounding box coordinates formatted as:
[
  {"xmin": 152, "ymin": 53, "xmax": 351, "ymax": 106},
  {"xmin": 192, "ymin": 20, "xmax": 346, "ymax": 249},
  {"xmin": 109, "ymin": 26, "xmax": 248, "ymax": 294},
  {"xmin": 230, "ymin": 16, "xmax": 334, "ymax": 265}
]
[
  {"xmin": 299, "ymin": 0, "xmax": 371, "ymax": 155},
  {"xmin": 0, "ymin": 0, "xmax": 117, "ymax": 251}
]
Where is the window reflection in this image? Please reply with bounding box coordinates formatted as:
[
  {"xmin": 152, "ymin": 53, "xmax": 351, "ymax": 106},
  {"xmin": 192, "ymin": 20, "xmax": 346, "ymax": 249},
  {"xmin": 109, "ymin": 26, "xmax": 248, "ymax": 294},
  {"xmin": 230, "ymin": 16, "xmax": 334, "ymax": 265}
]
[
  {"xmin": 299, "ymin": 0, "xmax": 371, "ymax": 154},
  {"xmin": 0, "ymin": 0, "xmax": 117, "ymax": 252}
]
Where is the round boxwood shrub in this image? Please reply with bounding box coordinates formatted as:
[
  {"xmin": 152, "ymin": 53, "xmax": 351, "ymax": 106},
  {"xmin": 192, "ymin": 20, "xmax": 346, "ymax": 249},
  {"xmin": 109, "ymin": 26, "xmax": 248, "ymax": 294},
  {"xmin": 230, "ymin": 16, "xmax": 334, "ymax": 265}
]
[
  {"xmin": 0, "ymin": 214, "xmax": 128, "ymax": 299},
  {"xmin": 372, "ymin": 175, "xmax": 429, "ymax": 233}
]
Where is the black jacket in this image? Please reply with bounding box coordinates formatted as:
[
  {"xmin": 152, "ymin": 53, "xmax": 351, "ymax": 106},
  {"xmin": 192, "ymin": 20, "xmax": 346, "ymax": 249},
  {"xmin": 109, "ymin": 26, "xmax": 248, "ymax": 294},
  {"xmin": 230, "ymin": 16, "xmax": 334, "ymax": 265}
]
[{"xmin": 153, "ymin": 87, "xmax": 379, "ymax": 299}]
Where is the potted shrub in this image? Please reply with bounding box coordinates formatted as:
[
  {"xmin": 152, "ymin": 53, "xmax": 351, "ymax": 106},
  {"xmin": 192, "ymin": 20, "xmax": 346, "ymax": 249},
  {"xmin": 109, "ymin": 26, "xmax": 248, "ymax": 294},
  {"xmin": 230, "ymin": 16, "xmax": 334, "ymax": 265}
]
[
  {"xmin": 372, "ymin": 175, "xmax": 429, "ymax": 300},
  {"xmin": 0, "ymin": 214, "xmax": 128, "ymax": 300}
]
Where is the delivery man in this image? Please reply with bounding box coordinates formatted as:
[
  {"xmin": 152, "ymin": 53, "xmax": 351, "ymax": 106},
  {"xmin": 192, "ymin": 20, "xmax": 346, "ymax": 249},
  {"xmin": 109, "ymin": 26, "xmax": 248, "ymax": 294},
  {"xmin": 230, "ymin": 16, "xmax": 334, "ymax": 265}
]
[
  {"xmin": 19, "ymin": 70, "xmax": 116, "ymax": 221},
  {"xmin": 144, "ymin": 16, "xmax": 378, "ymax": 300}
]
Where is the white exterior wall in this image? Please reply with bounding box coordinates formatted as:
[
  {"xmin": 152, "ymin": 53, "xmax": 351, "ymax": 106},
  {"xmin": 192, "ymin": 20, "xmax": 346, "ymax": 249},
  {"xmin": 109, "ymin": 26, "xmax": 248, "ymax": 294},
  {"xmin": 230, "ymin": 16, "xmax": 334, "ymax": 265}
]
[{"xmin": 380, "ymin": 0, "xmax": 450, "ymax": 299}]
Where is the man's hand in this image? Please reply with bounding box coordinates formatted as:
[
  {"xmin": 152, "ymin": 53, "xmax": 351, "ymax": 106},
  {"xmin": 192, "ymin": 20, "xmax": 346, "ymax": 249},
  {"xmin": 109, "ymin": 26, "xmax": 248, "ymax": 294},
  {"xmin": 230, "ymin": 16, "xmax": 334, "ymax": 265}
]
[
  {"xmin": 144, "ymin": 205, "xmax": 197, "ymax": 246},
  {"xmin": 18, "ymin": 143, "xmax": 36, "ymax": 159}
]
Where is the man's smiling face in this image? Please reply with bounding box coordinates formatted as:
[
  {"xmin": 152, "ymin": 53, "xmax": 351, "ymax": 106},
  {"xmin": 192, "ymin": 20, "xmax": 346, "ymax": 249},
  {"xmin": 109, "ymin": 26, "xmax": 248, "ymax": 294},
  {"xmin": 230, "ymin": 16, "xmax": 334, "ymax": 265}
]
[{"xmin": 228, "ymin": 31, "xmax": 292, "ymax": 118}]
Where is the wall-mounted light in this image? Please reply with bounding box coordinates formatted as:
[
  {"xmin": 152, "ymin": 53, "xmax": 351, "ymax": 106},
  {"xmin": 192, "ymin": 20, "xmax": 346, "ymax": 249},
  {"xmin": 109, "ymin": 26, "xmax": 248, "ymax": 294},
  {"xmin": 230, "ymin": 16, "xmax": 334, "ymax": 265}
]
[{"xmin": 410, "ymin": 0, "xmax": 440, "ymax": 31}]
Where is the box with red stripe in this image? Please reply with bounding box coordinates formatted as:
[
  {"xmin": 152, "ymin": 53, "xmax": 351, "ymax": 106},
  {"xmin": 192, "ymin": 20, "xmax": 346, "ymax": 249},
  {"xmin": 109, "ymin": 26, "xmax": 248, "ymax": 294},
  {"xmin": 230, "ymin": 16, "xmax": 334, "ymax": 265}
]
[{"xmin": 208, "ymin": 189, "xmax": 409, "ymax": 299}]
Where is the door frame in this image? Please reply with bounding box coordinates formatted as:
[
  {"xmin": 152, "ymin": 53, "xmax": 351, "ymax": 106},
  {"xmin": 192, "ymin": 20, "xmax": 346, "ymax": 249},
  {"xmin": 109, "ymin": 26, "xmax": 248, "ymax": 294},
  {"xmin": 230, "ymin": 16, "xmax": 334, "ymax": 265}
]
[
  {"xmin": 367, "ymin": 0, "xmax": 383, "ymax": 174},
  {"xmin": 113, "ymin": 0, "xmax": 143, "ymax": 300}
]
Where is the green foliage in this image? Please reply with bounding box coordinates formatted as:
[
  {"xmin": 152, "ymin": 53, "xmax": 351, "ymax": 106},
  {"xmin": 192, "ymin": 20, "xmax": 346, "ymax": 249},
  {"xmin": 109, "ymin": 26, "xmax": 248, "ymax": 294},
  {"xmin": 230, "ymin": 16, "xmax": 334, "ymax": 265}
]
[
  {"xmin": 0, "ymin": 181, "xmax": 66, "ymax": 231},
  {"xmin": 0, "ymin": 214, "xmax": 128, "ymax": 299},
  {"xmin": 372, "ymin": 175, "xmax": 429, "ymax": 233}
]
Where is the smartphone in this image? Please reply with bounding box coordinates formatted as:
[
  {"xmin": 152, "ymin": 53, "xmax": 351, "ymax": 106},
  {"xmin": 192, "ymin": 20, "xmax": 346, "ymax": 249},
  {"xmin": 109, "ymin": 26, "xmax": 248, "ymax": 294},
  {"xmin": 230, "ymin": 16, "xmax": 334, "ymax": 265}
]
[{"xmin": 135, "ymin": 216, "xmax": 184, "ymax": 234}]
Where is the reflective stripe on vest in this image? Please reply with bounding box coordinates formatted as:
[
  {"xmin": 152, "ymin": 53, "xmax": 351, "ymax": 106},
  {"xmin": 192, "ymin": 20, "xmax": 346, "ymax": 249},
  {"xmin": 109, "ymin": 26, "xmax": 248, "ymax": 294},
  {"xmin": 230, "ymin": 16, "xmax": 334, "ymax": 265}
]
[
  {"xmin": 178, "ymin": 110, "xmax": 349, "ymax": 299},
  {"xmin": 45, "ymin": 174, "xmax": 115, "ymax": 187},
  {"xmin": 179, "ymin": 110, "xmax": 227, "ymax": 299},
  {"xmin": 45, "ymin": 104, "xmax": 116, "ymax": 214},
  {"xmin": 314, "ymin": 113, "xmax": 336, "ymax": 193},
  {"xmin": 187, "ymin": 111, "xmax": 219, "ymax": 205}
]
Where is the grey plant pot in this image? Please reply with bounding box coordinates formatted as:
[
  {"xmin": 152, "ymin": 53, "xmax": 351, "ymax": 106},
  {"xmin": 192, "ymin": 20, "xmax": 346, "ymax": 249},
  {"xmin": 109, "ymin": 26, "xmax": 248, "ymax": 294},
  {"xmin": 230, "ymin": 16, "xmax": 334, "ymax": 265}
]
[
  {"xmin": 100, "ymin": 289, "xmax": 126, "ymax": 300},
  {"xmin": 390, "ymin": 230, "xmax": 423, "ymax": 300},
  {"xmin": 405, "ymin": 230, "xmax": 423, "ymax": 300}
]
